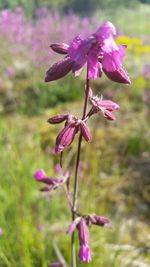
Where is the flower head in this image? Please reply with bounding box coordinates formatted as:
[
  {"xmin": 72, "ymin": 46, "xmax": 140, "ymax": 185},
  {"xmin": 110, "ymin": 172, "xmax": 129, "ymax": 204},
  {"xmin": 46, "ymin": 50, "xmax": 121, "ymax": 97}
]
[{"xmin": 45, "ymin": 21, "xmax": 131, "ymax": 84}]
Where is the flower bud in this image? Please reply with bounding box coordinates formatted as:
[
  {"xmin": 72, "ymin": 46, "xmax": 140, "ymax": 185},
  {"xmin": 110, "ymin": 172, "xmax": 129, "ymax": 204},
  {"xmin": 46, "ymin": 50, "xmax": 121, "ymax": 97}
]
[
  {"xmin": 45, "ymin": 57, "xmax": 73, "ymax": 82},
  {"xmin": 55, "ymin": 123, "xmax": 78, "ymax": 153},
  {"xmin": 90, "ymin": 215, "xmax": 110, "ymax": 226},
  {"xmin": 47, "ymin": 114, "xmax": 67, "ymax": 124},
  {"xmin": 80, "ymin": 121, "xmax": 91, "ymax": 142},
  {"xmin": 50, "ymin": 43, "xmax": 69, "ymax": 54}
]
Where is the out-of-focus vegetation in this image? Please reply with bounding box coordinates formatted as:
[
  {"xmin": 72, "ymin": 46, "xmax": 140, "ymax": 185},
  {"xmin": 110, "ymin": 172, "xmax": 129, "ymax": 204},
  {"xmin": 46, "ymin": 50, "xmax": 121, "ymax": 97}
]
[
  {"xmin": 0, "ymin": 0, "xmax": 142, "ymax": 15},
  {"xmin": 0, "ymin": 2, "xmax": 150, "ymax": 267}
]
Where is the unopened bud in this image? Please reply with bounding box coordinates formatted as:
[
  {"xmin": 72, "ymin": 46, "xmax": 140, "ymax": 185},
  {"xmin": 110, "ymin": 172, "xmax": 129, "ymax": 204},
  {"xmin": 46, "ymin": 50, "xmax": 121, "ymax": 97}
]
[{"xmin": 50, "ymin": 43, "xmax": 69, "ymax": 54}]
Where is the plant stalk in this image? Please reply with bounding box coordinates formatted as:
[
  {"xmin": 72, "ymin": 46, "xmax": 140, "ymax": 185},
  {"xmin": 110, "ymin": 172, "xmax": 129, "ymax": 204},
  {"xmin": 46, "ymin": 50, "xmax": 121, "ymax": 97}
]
[{"xmin": 71, "ymin": 69, "xmax": 90, "ymax": 267}]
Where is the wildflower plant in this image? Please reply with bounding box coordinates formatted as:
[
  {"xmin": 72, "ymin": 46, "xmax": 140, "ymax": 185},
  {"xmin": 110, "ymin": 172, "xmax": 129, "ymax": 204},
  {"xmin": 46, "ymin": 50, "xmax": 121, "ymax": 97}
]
[{"xmin": 34, "ymin": 21, "xmax": 131, "ymax": 266}]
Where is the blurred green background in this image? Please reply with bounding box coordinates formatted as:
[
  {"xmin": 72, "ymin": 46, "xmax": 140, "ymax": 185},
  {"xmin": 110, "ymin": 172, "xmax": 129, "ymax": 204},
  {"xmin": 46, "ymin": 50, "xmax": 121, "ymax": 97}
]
[{"xmin": 0, "ymin": 0, "xmax": 150, "ymax": 266}]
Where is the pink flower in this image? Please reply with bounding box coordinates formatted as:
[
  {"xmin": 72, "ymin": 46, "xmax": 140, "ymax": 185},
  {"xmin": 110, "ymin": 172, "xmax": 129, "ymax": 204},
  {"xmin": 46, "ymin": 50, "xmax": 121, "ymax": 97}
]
[
  {"xmin": 89, "ymin": 92, "xmax": 119, "ymax": 121},
  {"xmin": 34, "ymin": 168, "xmax": 69, "ymax": 192},
  {"xmin": 48, "ymin": 114, "xmax": 91, "ymax": 153},
  {"xmin": 67, "ymin": 218, "xmax": 91, "ymax": 263},
  {"xmin": 45, "ymin": 21, "xmax": 131, "ymax": 84},
  {"xmin": 69, "ymin": 21, "xmax": 131, "ymax": 83}
]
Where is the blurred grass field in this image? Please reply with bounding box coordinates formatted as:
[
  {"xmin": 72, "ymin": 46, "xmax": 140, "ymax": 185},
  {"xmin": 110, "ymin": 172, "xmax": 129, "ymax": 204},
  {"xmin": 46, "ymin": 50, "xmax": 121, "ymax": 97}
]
[{"xmin": 0, "ymin": 3, "xmax": 150, "ymax": 267}]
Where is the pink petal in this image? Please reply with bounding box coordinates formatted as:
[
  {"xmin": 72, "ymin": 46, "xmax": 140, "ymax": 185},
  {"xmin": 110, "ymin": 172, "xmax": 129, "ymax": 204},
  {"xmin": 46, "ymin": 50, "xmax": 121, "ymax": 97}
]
[
  {"xmin": 102, "ymin": 47, "xmax": 131, "ymax": 84},
  {"xmin": 87, "ymin": 50, "xmax": 102, "ymax": 80},
  {"xmin": 68, "ymin": 35, "xmax": 92, "ymax": 67},
  {"xmin": 94, "ymin": 21, "xmax": 116, "ymax": 41}
]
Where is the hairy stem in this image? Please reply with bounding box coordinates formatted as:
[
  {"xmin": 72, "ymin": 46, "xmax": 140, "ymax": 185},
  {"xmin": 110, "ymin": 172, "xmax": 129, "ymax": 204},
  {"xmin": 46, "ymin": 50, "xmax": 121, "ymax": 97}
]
[{"xmin": 71, "ymin": 69, "xmax": 90, "ymax": 267}]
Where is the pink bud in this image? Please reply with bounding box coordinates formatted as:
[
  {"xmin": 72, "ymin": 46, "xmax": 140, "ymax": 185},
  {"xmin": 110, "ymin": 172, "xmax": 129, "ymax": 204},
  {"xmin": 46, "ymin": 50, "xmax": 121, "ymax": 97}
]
[
  {"xmin": 47, "ymin": 114, "xmax": 67, "ymax": 124},
  {"xmin": 45, "ymin": 57, "xmax": 73, "ymax": 82},
  {"xmin": 50, "ymin": 43, "xmax": 69, "ymax": 54},
  {"xmin": 80, "ymin": 121, "xmax": 91, "ymax": 142},
  {"xmin": 55, "ymin": 124, "xmax": 78, "ymax": 153},
  {"xmin": 91, "ymin": 215, "xmax": 110, "ymax": 226}
]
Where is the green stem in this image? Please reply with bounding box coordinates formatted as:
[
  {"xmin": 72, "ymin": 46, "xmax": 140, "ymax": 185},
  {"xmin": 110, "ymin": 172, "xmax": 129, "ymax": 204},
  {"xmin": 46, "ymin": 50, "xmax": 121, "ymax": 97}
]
[{"xmin": 71, "ymin": 69, "xmax": 90, "ymax": 267}]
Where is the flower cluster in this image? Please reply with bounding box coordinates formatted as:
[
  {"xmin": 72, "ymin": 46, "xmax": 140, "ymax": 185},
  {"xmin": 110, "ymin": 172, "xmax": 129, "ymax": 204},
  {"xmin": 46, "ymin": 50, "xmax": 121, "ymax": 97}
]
[{"xmin": 45, "ymin": 21, "xmax": 131, "ymax": 84}]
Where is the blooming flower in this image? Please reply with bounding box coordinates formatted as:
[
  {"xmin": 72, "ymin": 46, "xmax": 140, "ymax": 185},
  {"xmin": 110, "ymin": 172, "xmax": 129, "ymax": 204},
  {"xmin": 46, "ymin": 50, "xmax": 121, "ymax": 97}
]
[
  {"xmin": 89, "ymin": 91, "xmax": 119, "ymax": 120},
  {"xmin": 34, "ymin": 168, "xmax": 69, "ymax": 192},
  {"xmin": 45, "ymin": 22, "xmax": 131, "ymax": 84},
  {"xmin": 48, "ymin": 114, "xmax": 91, "ymax": 153}
]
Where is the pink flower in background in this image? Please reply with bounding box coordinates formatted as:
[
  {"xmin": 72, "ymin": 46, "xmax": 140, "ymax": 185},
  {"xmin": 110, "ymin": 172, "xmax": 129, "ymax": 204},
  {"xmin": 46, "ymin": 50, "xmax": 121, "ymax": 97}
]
[
  {"xmin": 0, "ymin": 228, "xmax": 3, "ymax": 236},
  {"xmin": 5, "ymin": 66, "xmax": 16, "ymax": 78},
  {"xmin": 45, "ymin": 21, "xmax": 131, "ymax": 84},
  {"xmin": 143, "ymin": 65, "xmax": 150, "ymax": 80},
  {"xmin": 34, "ymin": 168, "xmax": 69, "ymax": 192}
]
